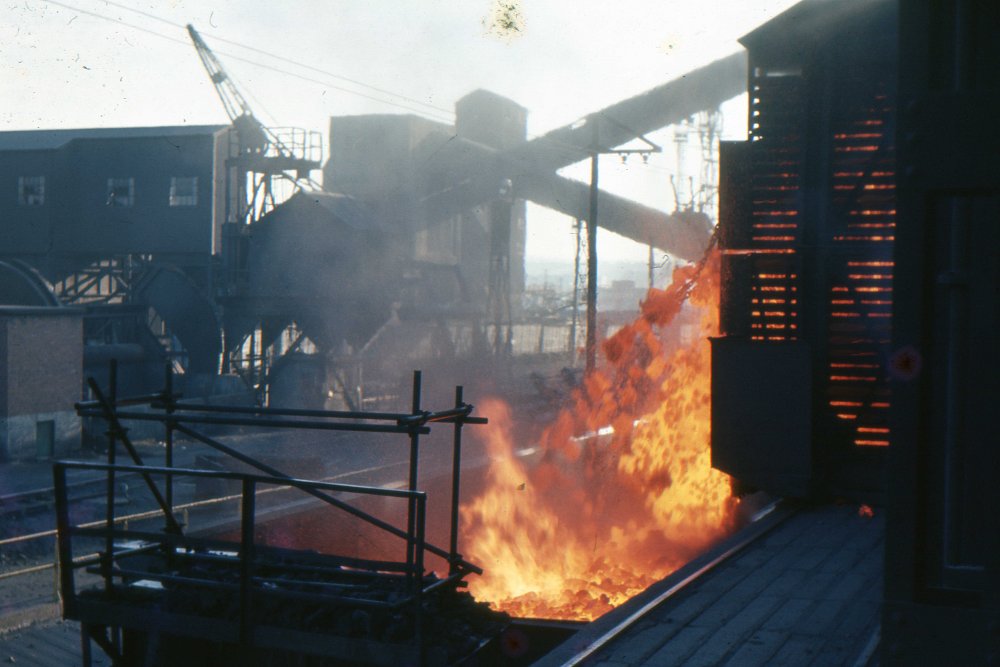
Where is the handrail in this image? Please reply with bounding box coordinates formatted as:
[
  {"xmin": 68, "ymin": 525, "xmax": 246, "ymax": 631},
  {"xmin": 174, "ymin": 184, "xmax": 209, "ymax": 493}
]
[
  {"xmin": 54, "ymin": 463, "xmax": 432, "ymax": 630},
  {"xmin": 170, "ymin": 423, "xmax": 480, "ymax": 574},
  {"xmin": 76, "ymin": 409, "xmax": 434, "ymax": 435},
  {"xmin": 57, "ymin": 363, "xmax": 488, "ymax": 661},
  {"xmin": 54, "ymin": 461, "xmax": 423, "ymax": 499},
  {"xmin": 75, "ymin": 364, "xmax": 486, "ymax": 570},
  {"xmin": 84, "ymin": 378, "xmax": 183, "ymax": 534}
]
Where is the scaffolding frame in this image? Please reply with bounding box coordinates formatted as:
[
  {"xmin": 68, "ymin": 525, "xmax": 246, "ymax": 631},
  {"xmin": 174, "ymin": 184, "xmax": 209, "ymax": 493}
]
[{"xmin": 59, "ymin": 361, "xmax": 489, "ymax": 666}]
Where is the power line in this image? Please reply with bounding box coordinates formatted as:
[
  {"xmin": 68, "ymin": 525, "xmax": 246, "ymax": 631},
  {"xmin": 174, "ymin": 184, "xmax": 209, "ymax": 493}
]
[
  {"xmin": 205, "ymin": 47, "xmax": 455, "ymax": 124},
  {"xmin": 37, "ymin": 0, "xmax": 455, "ymax": 124},
  {"xmin": 41, "ymin": 1, "xmax": 696, "ymax": 170},
  {"xmin": 89, "ymin": 0, "xmax": 455, "ymax": 118},
  {"xmin": 33, "ymin": 0, "xmax": 667, "ymax": 205}
]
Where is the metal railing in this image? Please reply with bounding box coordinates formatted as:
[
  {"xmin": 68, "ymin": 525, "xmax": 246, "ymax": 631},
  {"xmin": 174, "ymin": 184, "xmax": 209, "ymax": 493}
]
[
  {"xmin": 73, "ymin": 362, "xmax": 486, "ymax": 574},
  {"xmin": 54, "ymin": 461, "xmax": 432, "ymax": 645},
  {"xmin": 52, "ymin": 361, "xmax": 488, "ymax": 663}
]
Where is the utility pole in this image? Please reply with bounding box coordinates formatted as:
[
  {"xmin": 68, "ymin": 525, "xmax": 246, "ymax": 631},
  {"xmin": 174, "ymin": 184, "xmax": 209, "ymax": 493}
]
[
  {"xmin": 584, "ymin": 114, "xmax": 661, "ymax": 374},
  {"xmin": 648, "ymin": 244, "xmax": 655, "ymax": 290},
  {"xmin": 586, "ymin": 118, "xmax": 600, "ymax": 374},
  {"xmin": 569, "ymin": 218, "xmax": 583, "ymax": 365},
  {"xmin": 487, "ymin": 182, "xmax": 514, "ymax": 357}
]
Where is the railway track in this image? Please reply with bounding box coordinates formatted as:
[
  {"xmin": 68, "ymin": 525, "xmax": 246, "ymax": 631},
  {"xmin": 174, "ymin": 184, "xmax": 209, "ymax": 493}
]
[
  {"xmin": 0, "ymin": 472, "xmax": 138, "ymax": 519},
  {"xmin": 0, "ymin": 449, "xmax": 483, "ymax": 625},
  {"xmin": 0, "ymin": 469, "xmax": 173, "ymax": 626}
]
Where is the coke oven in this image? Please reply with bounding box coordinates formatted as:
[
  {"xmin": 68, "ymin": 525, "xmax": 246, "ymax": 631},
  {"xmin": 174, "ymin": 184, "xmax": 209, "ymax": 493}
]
[{"xmin": 711, "ymin": 0, "xmax": 897, "ymax": 501}]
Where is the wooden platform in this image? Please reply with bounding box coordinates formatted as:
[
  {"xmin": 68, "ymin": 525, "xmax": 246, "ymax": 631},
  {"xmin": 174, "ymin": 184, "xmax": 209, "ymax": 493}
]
[
  {"xmin": 539, "ymin": 502, "xmax": 884, "ymax": 666},
  {"xmin": 0, "ymin": 619, "xmax": 103, "ymax": 666}
]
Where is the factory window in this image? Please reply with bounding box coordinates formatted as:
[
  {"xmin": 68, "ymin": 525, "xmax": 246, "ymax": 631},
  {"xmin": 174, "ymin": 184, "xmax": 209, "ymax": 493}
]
[
  {"xmin": 106, "ymin": 177, "xmax": 134, "ymax": 207},
  {"xmin": 18, "ymin": 175, "xmax": 45, "ymax": 206},
  {"xmin": 169, "ymin": 176, "xmax": 198, "ymax": 206}
]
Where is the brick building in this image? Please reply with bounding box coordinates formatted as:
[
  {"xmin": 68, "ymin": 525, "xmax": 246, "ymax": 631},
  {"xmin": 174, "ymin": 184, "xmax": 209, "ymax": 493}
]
[{"xmin": 0, "ymin": 306, "xmax": 84, "ymax": 461}]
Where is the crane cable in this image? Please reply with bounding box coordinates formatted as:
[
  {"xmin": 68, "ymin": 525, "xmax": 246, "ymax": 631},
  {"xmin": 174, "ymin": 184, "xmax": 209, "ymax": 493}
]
[{"xmin": 92, "ymin": 0, "xmax": 455, "ymax": 118}]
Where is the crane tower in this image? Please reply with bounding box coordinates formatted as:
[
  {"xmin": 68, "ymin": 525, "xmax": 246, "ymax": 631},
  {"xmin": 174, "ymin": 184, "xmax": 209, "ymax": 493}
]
[{"xmin": 187, "ymin": 25, "xmax": 323, "ymax": 290}]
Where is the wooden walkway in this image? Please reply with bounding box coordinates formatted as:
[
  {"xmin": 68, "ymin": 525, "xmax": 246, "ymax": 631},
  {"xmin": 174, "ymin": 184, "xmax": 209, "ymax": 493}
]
[
  {"xmin": 540, "ymin": 502, "xmax": 884, "ymax": 666},
  {"xmin": 0, "ymin": 619, "xmax": 106, "ymax": 666}
]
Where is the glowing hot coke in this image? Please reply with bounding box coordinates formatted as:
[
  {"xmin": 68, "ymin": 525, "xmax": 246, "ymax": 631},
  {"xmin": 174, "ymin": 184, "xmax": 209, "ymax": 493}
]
[{"xmin": 462, "ymin": 248, "xmax": 737, "ymax": 621}]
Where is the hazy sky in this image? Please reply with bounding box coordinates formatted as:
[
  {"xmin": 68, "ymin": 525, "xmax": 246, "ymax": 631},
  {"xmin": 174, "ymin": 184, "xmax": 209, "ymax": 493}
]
[{"xmin": 2, "ymin": 0, "xmax": 797, "ymax": 267}]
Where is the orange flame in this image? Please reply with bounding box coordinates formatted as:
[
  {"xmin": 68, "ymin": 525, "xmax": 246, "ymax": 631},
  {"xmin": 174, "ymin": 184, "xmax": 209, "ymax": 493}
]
[{"xmin": 461, "ymin": 249, "xmax": 737, "ymax": 621}]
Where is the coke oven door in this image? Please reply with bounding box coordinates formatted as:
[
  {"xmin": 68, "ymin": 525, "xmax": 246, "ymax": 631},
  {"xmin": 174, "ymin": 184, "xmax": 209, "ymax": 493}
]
[{"xmin": 710, "ymin": 337, "xmax": 814, "ymax": 499}]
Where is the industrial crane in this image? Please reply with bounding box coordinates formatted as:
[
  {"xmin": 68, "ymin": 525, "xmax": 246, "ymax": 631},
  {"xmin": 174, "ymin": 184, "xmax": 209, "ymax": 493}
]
[
  {"xmin": 188, "ymin": 24, "xmax": 327, "ymax": 396},
  {"xmin": 187, "ymin": 24, "xmax": 323, "ymax": 227}
]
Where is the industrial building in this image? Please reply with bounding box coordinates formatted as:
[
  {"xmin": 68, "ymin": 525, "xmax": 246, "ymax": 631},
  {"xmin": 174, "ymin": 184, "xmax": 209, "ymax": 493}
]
[
  {"xmin": 0, "ymin": 125, "xmax": 228, "ymax": 289},
  {"xmin": 0, "ymin": 31, "xmax": 737, "ymax": 418}
]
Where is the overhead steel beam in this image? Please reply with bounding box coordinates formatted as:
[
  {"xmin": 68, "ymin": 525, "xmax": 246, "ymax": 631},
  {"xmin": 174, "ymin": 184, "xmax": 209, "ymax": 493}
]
[
  {"xmin": 516, "ymin": 173, "xmax": 712, "ymax": 262},
  {"xmin": 417, "ymin": 137, "xmax": 713, "ymax": 260},
  {"xmin": 505, "ymin": 51, "xmax": 748, "ymax": 174},
  {"xmin": 416, "ymin": 52, "xmax": 745, "ymax": 258}
]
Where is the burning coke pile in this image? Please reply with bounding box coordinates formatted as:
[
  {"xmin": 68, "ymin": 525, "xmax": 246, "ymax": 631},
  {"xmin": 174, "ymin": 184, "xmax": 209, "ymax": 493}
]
[{"xmin": 461, "ymin": 247, "xmax": 740, "ymax": 621}]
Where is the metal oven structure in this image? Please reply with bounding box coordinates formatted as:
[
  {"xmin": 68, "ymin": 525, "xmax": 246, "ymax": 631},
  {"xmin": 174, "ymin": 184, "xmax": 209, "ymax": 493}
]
[{"xmin": 711, "ymin": 0, "xmax": 896, "ymax": 500}]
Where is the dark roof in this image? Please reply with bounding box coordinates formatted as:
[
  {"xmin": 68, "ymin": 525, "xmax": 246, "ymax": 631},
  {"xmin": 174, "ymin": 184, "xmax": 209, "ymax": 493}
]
[
  {"xmin": 739, "ymin": 0, "xmax": 894, "ymax": 50},
  {"xmin": 456, "ymin": 89, "xmax": 527, "ymax": 113},
  {"xmin": 263, "ymin": 190, "xmax": 380, "ymax": 232},
  {"xmin": 306, "ymin": 191, "xmax": 378, "ymax": 231},
  {"xmin": 0, "ymin": 124, "xmax": 228, "ymax": 151}
]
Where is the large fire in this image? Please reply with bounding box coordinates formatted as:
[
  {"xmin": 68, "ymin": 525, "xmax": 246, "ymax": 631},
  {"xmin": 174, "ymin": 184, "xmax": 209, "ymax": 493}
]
[{"xmin": 461, "ymin": 247, "xmax": 738, "ymax": 621}]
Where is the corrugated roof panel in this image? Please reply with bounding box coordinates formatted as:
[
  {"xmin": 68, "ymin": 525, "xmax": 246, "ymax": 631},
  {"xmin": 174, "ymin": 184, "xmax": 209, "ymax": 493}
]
[{"xmin": 0, "ymin": 125, "xmax": 228, "ymax": 151}]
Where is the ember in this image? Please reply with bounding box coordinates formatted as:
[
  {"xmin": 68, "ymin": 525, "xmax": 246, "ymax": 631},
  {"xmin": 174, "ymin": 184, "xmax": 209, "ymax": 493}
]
[{"xmin": 462, "ymin": 248, "xmax": 738, "ymax": 621}]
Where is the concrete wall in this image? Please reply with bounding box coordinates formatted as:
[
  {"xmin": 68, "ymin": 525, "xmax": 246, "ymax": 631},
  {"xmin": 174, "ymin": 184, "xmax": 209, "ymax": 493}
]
[
  {"xmin": 325, "ymin": 114, "xmax": 448, "ymax": 206},
  {"xmin": 0, "ymin": 411, "xmax": 79, "ymax": 462},
  {"xmin": 0, "ymin": 307, "xmax": 83, "ymax": 461}
]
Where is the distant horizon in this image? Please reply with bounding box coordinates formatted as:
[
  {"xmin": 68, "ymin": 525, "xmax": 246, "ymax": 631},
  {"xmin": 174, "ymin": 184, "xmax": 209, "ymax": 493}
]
[{"xmin": 525, "ymin": 256, "xmax": 678, "ymax": 291}]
